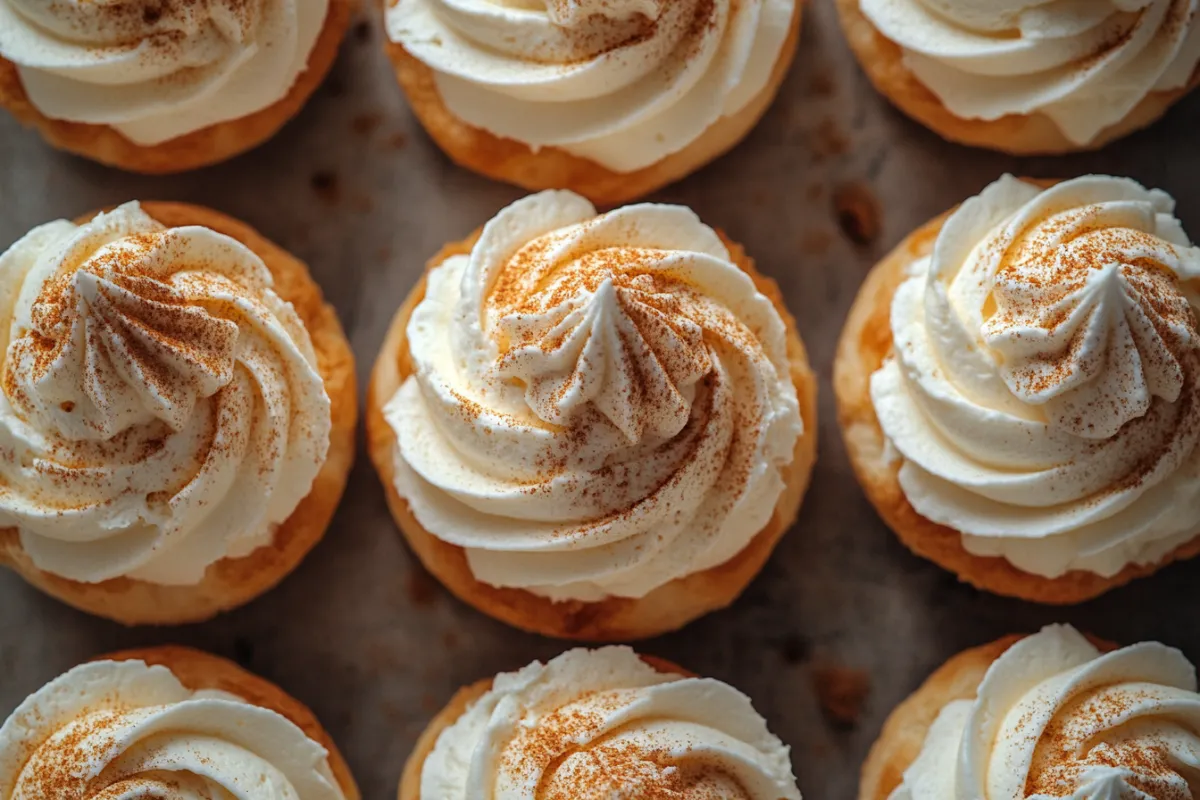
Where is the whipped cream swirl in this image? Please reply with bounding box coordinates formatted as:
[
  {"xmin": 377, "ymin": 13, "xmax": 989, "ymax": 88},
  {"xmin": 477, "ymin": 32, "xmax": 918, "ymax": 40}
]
[
  {"xmin": 871, "ymin": 175, "xmax": 1200, "ymax": 579},
  {"xmin": 892, "ymin": 625, "xmax": 1200, "ymax": 800},
  {"xmin": 385, "ymin": 191, "xmax": 802, "ymax": 601},
  {"xmin": 0, "ymin": 659, "xmax": 346, "ymax": 799},
  {"xmin": 0, "ymin": 0, "xmax": 329, "ymax": 145},
  {"xmin": 385, "ymin": 0, "xmax": 794, "ymax": 172},
  {"xmin": 0, "ymin": 202, "xmax": 330, "ymax": 585},
  {"xmin": 422, "ymin": 647, "xmax": 801, "ymax": 800},
  {"xmin": 859, "ymin": 0, "xmax": 1200, "ymax": 146}
]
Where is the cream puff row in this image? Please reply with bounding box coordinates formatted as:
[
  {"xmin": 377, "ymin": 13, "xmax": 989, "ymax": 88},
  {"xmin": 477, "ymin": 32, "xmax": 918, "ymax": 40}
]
[
  {"xmin": 2, "ymin": 176, "xmax": 1199, "ymax": 632},
  {"xmin": 3, "ymin": 2, "xmax": 1196, "ymax": 183},
  {"xmin": 9, "ymin": 625, "xmax": 1200, "ymax": 800}
]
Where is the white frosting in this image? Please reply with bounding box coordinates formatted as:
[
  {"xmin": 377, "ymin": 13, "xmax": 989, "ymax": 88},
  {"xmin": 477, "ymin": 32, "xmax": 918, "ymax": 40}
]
[
  {"xmin": 891, "ymin": 625, "xmax": 1200, "ymax": 800},
  {"xmin": 859, "ymin": 0, "xmax": 1200, "ymax": 146},
  {"xmin": 384, "ymin": 191, "xmax": 802, "ymax": 601},
  {"xmin": 385, "ymin": 0, "xmax": 794, "ymax": 172},
  {"xmin": 0, "ymin": 0, "xmax": 329, "ymax": 145},
  {"xmin": 871, "ymin": 175, "xmax": 1200, "ymax": 579},
  {"xmin": 0, "ymin": 202, "xmax": 331, "ymax": 585},
  {"xmin": 422, "ymin": 647, "xmax": 802, "ymax": 800},
  {"xmin": 0, "ymin": 659, "xmax": 345, "ymax": 799}
]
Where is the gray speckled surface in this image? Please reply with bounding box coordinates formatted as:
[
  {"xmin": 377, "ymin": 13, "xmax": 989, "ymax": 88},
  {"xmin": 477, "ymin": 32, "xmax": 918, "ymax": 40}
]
[{"xmin": 1, "ymin": 2, "xmax": 1199, "ymax": 798}]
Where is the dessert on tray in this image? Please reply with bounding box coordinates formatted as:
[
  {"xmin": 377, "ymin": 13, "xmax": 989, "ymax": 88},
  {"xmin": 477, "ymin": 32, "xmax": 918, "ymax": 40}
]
[
  {"xmin": 369, "ymin": 190, "xmax": 816, "ymax": 640},
  {"xmin": 0, "ymin": 645, "xmax": 359, "ymax": 798},
  {"xmin": 382, "ymin": 0, "xmax": 802, "ymax": 204},
  {"xmin": 837, "ymin": 0, "xmax": 1200, "ymax": 154},
  {"xmin": 401, "ymin": 646, "xmax": 802, "ymax": 800},
  {"xmin": 836, "ymin": 174, "xmax": 1200, "ymax": 603},
  {"xmin": 0, "ymin": 201, "xmax": 357, "ymax": 624},
  {"xmin": 862, "ymin": 625, "xmax": 1200, "ymax": 799},
  {"xmin": 0, "ymin": 0, "xmax": 355, "ymax": 172}
]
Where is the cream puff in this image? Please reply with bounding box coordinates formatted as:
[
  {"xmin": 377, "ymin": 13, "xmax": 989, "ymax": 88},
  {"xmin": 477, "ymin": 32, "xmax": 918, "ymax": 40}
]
[
  {"xmin": 401, "ymin": 647, "xmax": 802, "ymax": 799},
  {"xmin": 862, "ymin": 625, "xmax": 1200, "ymax": 799},
  {"xmin": 0, "ymin": 201, "xmax": 357, "ymax": 624},
  {"xmin": 381, "ymin": 0, "xmax": 802, "ymax": 205},
  {"xmin": 837, "ymin": 0, "xmax": 1200, "ymax": 154},
  {"xmin": 0, "ymin": 0, "xmax": 355, "ymax": 173},
  {"xmin": 836, "ymin": 174, "xmax": 1200, "ymax": 604},
  {"xmin": 0, "ymin": 645, "xmax": 359, "ymax": 798},
  {"xmin": 368, "ymin": 190, "xmax": 817, "ymax": 640}
]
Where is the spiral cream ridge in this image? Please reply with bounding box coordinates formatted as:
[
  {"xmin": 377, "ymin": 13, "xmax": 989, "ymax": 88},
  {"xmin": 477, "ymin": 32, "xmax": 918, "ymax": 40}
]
[
  {"xmin": 421, "ymin": 647, "xmax": 802, "ymax": 800},
  {"xmin": 0, "ymin": 660, "xmax": 345, "ymax": 800},
  {"xmin": 384, "ymin": 190, "xmax": 802, "ymax": 601},
  {"xmin": 384, "ymin": 0, "xmax": 795, "ymax": 172},
  {"xmin": 859, "ymin": 0, "xmax": 1200, "ymax": 146},
  {"xmin": 892, "ymin": 625, "xmax": 1200, "ymax": 800}
]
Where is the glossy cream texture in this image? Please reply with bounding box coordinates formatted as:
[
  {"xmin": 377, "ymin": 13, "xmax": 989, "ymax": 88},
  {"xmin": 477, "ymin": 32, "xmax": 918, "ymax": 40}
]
[
  {"xmin": 0, "ymin": 659, "xmax": 345, "ymax": 799},
  {"xmin": 385, "ymin": 191, "xmax": 802, "ymax": 601},
  {"xmin": 0, "ymin": 0, "xmax": 329, "ymax": 145},
  {"xmin": 859, "ymin": 0, "xmax": 1200, "ymax": 146},
  {"xmin": 871, "ymin": 175, "xmax": 1200, "ymax": 579},
  {"xmin": 422, "ymin": 647, "xmax": 801, "ymax": 800},
  {"xmin": 385, "ymin": 0, "xmax": 794, "ymax": 172},
  {"xmin": 0, "ymin": 202, "xmax": 330, "ymax": 585},
  {"xmin": 891, "ymin": 625, "xmax": 1200, "ymax": 799}
]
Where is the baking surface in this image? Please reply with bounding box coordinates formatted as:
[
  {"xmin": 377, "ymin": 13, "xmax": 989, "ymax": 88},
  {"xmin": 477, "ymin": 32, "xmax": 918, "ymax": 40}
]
[{"xmin": 1, "ymin": 2, "xmax": 1199, "ymax": 798}]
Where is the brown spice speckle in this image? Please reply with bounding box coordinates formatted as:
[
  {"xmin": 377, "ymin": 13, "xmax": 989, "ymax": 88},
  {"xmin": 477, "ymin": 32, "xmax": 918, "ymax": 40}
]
[
  {"xmin": 834, "ymin": 182, "xmax": 882, "ymax": 247},
  {"xmin": 812, "ymin": 664, "xmax": 870, "ymax": 729}
]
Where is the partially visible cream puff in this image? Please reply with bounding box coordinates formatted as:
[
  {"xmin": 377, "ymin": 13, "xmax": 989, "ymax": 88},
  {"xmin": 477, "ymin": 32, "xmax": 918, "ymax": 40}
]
[
  {"xmin": 836, "ymin": 174, "xmax": 1200, "ymax": 603},
  {"xmin": 382, "ymin": 0, "xmax": 802, "ymax": 205},
  {"xmin": 0, "ymin": 0, "xmax": 355, "ymax": 173},
  {"xmin": 368, "ymin": 190, "xmax": 817, "ymax": 641},
  {"xmin": 0, "ymin": 646, "xmax": 359, "ymax": 799},
  {"xmin": 862, "ymin": 625, "xmax": 1199, "ymax": 799},
  {"xmin": 837, "ymin": 0, "xmax": 1200, "ymax": 154},
  {"xmin": 401, "ymin": 647, "xmax": 802, "ymax": 800},
  {"xmin": 0, "ymin": 202, "xmax": 357, "ymax": 625}
]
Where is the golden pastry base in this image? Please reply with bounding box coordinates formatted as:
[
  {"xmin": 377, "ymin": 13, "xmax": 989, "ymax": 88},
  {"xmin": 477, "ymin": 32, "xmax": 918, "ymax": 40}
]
[
  {"xmin": 0, "ymin": 202, "xmax": 358, "ymax": 625},
  {"xmin": 0, "ymin": 0, "xmax": 356, "ymax": 174},
  {"xmin": 380, "ymin": 1, "xmax": 801, "ymax": 206},
  {"xmin": 367, "ymin": 228, "xmax": 818, "ymax": 641}
]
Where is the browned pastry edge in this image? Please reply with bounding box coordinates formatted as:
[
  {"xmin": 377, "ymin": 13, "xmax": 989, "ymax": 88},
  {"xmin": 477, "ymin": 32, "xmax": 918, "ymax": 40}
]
[
  {"xmin": 379, "ymin": 2, "xmax": 801, "ymax": 207},
  {"xmin": 835, "ymin": 0, "xmax": 1200, "ymax": 156},
  {"xmin": 397, "ymin": 654, "xmax": 689, "ymax": 800},
  {"xmin": 0, "ymin": 202, "xmax": 358, "ymax": 625},
  {"xmin": 858, "ymin": 633, "xmax": 1116, "ymax": 800},
  {"xmin": 367, "ymin": 227, "xmax": 818, "ymax": 641},
  {"xmin": 100, "ymin": 645, "xmax": 360, "ymax": 800},
  {"xmin": 833, "ymin": 183, "xmax": 1200, "ymax": 604},
  {"xmin": 0, "ymin": 0, "xmax": 356, "ymax": 174}
]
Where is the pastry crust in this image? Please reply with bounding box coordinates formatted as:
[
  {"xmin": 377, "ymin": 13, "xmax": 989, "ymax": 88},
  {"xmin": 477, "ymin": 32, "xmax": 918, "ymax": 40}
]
[
  {"xmin": 397, "ymin": 655, "xmax": 688, "ymax": 800},
  {"xmin": 858, "ymin": 634, "xmax": 1115, "ymax": 800},
  {"xmin": 367, "ymin": 229, "xmax": 818, "ymax": 641},
  {"xmin": 0, "ymin": 0, "xmax": 356, "ymax": 174},
  {"xmin": 380, "ymin": 1, "xmax": 801, "ymax": 207},
  {"xmin": 858, "ymin": 635, "xmax": 1020, "ymax": 800},
  {"xmin": 0, "ymin": 202, "xmax": 358, "ymax": 625},
  {"xmin": 834, "ymin": 200, "xmax": 1200, "ymax": 605},
  {"xmin": 835, "ymin": 0, "xmax": 1200, "ymax": 155},
  {"xmin": 103, "ymin": 645, "xmax": 360, "ymax": 800}
]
